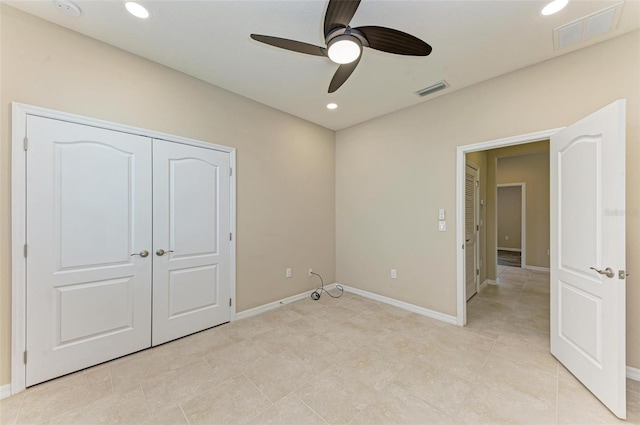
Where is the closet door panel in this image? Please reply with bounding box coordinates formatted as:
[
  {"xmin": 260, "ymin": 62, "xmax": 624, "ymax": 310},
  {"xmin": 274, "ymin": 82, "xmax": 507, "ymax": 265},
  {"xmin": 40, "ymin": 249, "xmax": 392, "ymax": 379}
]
[
  {"xmin": 152, "ymin": 140, "xmax": 231, "ymax": 345},
  {"xmin": 25, "ymin": 116, "xmax": 152, "ymax": 386}
]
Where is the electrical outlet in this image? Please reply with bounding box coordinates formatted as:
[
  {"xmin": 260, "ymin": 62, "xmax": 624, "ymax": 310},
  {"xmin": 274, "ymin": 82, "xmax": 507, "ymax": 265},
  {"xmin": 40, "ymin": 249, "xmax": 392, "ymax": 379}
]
[
  {"xmin": 286, "ymin": 268, "xmax": 292, "ymax": 278},
  {"xmin": 505, "ymin": 235, "xmax": 509, "ymax": 240},
  {"xmin": 308, "ymin": 268, "xmax": 313, "ymax": 277},
  {"xmin": 391, "ymin": 268, "xmax": 397, "ymax": 279}
]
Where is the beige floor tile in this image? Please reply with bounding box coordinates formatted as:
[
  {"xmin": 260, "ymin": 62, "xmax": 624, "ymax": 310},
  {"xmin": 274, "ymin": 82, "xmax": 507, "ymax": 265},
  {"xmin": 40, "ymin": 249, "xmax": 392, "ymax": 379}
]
[
  {"xmin": 16, "ymin": 367, "xmax": 113, "ymax": 425},
  {"xmin": 167, "ymin": 327, "xmax": 235, "ymax": 360},
  {"xmin": 258, "ymin": 307, "xmax": 305, "ymax": 326},
  {"xmin": 413, "ymin": 339, "xmax": 487, "ymax": 381},
  {"xmin": 291, "ymin": 333, "xmax": 341, "ymax": 363},
  {"xmin": 336, "ymin": 344, "xmax": 406, "ymax": 392},
  {"xmin": 297, "ymin": 366, "xmax": 377, "ymax": 425},
  {"xmin": 181, "ymin": 374, "xmax": 272, "ymax": 425},
  {"xmin": 557, "ymin": 399, "xmax": 626, "ymax": 425},
  {"xmin": 204, "ymin": 339, "xmax": 273, "ymax": 381},
  {"xmin": 285, "ymin": 298, "xmax": 326, "ymax": 316},
  {"xmin": 251, "ymin": 324, "xmax": 310, "ymax": 355},
  {"xmin": 629, "ymin": 378, "xmax": 640, "ymax": 395},
  {"xmin": 392, "ymin": 361, "xmax": 474, "ymax": 416},
  {"xmin": 367, "ymin": 329, "xmax": 426, "ymax": 364},
  {"xmin": 0, "ymin": 393, "xmax": 24, "ymax": 425},
  {"xmin": 491, "ymin": 335, "xmax": 558, "ymax": 374},
  {"xmin": 110, "ymin": 344, "xmax": 195, "ymax": 392},
  {"xmin": 49, "ymin": 384, "xmax": 148, "ymax": 425},
  {"xmin": 140, "ymin": 407, "xmax": 189, "ymax": 425},
  {"xmin": 218, "ymin": 315, "xmax": 275, "ymax": 342},
  {"xmin": 245, "ymin": 393, "xmax": 326, "ymax": 425},
  {"xmin": 140, "ymin": 359, "xmax": 221, "ymax": 411},
  {"xmin": 479, "ymin": 356, "xmax": 557, "ymax": 407},
  {"xmin": 322, "ymin": 320, "xmax": 377, "ymax": 353},
  {"xmin": 351, "ymin": 383, "xmax": 453, "ymax": 425},
  {"xmin": 457, "ymin": 378, "xmax": 556, "ymax": 425},
  {"xmin": 426, "ymin": 324, "xmax": 496, "ymax": 357},
  {"xmin": 500, "ymin": 319, "xmax": 550, "ymax": 350},
  {"xmin": 244, "ymin": 350, "xmax": 315, "ymax": 403}
]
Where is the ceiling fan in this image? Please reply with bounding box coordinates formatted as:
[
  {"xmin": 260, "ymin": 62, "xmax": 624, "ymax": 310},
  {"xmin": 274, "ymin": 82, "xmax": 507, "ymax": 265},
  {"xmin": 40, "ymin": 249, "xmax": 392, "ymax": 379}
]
[{"xmin": 250, "ymin": 0, "xmax": 432, "ymax": 93}]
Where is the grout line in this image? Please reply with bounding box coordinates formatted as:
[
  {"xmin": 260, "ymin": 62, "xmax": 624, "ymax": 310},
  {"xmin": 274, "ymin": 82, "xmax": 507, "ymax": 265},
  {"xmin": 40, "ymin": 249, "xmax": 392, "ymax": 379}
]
[
  {"xmin": 179, "ymin": 405, "xmax": 191, "ymax": 425},
  {"xmin": 295, "ymin": 393, "xmax": 330, "ymax": 425}
]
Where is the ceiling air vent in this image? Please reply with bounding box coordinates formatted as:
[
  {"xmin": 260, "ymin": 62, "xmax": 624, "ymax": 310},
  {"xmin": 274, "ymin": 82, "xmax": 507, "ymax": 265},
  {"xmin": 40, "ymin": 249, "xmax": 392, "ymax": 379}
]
[
  {"xmin": 416, "ymin": 80, "xmax": 449, "ymax": 97},
  {"xmin": 553, "ymin": 2, "xmax": 623, "ymax": 50}
]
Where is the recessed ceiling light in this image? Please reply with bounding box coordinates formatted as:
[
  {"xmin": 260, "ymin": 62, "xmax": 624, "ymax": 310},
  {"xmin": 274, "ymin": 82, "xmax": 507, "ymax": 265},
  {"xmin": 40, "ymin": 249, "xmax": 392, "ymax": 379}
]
[
  {"xmin": 125, "ymin": 1, "xmax": 149, "ymax": 19},
  {"xmin": 542, "ymin": 0, "xmax": 569, "ymax": 16},
  {"xmin": 326, "ymin": 103, "xmax": 338, "ymax": 110}
]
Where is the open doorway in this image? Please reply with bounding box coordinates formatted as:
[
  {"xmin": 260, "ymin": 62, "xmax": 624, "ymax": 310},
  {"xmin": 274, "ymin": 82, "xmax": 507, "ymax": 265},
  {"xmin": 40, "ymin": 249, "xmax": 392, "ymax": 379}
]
[{"xmin": 497, "ymin": 183, "xmax": 525, "ymax": 269}]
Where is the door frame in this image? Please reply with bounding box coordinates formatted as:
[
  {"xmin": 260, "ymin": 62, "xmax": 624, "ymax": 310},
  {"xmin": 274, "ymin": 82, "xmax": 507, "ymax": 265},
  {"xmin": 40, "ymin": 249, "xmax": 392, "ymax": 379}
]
[
  {"xmin": 10, "ymin": 102, "xmax": 237, "ymax": 395},
  {"xmin": 455, "ymin": 128, "xmax": 562, "ymax": 326},
  {"xmin": 496, "ymin": 183, "xmax": 526, "ymax": 269}
]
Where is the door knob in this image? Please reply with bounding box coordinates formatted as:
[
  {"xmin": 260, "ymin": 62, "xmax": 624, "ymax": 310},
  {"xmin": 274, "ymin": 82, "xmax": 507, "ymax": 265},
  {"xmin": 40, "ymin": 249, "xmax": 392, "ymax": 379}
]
[
  {"xmin": 130, "ymin": 250, "xmax": 149, "ymax": 258},
  {"xmin": 589, "ymin": 267, "xmax": 614, "ymax": 278},
  {"xmin": 156, "ymin": 249, "xmax": 174, "ymax": 256}
]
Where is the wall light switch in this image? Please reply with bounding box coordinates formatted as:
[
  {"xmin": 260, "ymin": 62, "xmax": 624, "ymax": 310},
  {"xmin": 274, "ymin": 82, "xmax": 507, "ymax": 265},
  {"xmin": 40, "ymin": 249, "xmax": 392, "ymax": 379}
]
[
  {"xmin": 438, "ymin": 208, "xmax": 446, "ymax": 220},
  {"xmin": 391, "ymin": 269, "xmax": 397, "ymax": 279},
  {"xmin": 439, "ymin": 221, "xmax": 446, "ymax": 232}
]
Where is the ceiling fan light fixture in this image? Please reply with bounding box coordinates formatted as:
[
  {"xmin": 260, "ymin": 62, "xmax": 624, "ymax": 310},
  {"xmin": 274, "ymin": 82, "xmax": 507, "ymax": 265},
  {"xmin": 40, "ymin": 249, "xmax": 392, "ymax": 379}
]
[
  {"xmin": 326, "ymin": 103, "xmax": 338, "ymax": 110},
  {"xmin": 327, "ymin": 35, "xmax": 362, "ymax": 64},
  {"xmin": 542, "ymin": 0, "xmax": 569, "ymax": 16}
]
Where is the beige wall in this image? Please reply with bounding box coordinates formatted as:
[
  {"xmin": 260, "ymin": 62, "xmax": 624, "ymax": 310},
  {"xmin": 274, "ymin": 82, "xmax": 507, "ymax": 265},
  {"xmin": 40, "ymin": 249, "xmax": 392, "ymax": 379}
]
[
  {"xmin": 0, "ymin": 5, "xmax": 336, "ymax": 386},
  {"xmin": 498, "ymin": 151, "xmax": 550, "ymax": 267},
  {"xmin": 484, "ymin": 141, "xmax": 550, "ymax": 279},
  {"xmin": 336, "ymin": 30, "xmax": 640, "ymax": 368},
  {"xmin": 497, "ymin": 186, "xmax": 522, "ymax": 251}
]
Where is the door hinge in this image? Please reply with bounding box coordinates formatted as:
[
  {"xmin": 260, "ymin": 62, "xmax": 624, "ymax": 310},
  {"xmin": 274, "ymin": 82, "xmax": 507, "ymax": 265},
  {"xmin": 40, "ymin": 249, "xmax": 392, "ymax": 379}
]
[
  {"xmin": 230, "ymin": 168, "xmax": 233, "ymax": 176},
  {"xmin": 23, "ymin": 244, "xmax": 27, "ymax": 258},
  {"xmin": 23, "ymin": 351, "xmax": 27, "ymax": 364},
  {"xmin": 23, "ymin": 137, "xmax": 29, "ymax": 151},
  {"xmin": 477, "ymin": 269, "xmax": 480, "ymax": 276},
  {"xmin": 229, "ymin": 298, "xmax": 232, "ymax": 307},
  {"xmin": 476, "ymin": 225, "xmax": 479, "ymax": 231},
  {"xmin": 230, "ymin": 233, "xmax": 232, "ymax": 241}
]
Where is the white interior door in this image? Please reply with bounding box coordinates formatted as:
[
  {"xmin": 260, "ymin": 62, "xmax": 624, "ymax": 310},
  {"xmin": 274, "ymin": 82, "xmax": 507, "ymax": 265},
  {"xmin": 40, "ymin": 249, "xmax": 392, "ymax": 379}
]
[
  {"xmin": 551, "ymin": 100, "xmax": 626, "ymax": 418},
  {"xmin": 465, "ymin": 163, "xmax": 479, "ymax": 301},
  {"xmin": 26, "ymin": 116, "xmax": 152, "ymax": 386},
  {"xmin": 152, "ymin": 140, "xmax": 231, "ymax": 345}
]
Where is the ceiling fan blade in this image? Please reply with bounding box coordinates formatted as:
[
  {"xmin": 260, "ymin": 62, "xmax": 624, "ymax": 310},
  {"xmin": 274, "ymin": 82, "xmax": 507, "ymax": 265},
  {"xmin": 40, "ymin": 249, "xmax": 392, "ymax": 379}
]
[
  {"xmin": 355, "ymin": 26, "xmax": 432, "ymax": 56},
  {"xmin": 328, "ymin": 55, "xmax": 361, "ymax": 93},
  {"xmin": 324, "ymin": 0, "xmax": 361, "ymax": 37},
  {"xmin": 250, "ymin": 34, "xmax": 326, "ymax": 56}
]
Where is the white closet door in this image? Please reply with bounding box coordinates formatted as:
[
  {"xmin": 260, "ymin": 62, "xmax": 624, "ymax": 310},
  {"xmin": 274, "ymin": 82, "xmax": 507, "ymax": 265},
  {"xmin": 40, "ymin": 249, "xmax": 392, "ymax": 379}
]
[
  {"xmin": 26, "ymin": 116, "xmax": 152, "ymax": 386},
  {"xmin": 152, "ymin": 140, "xmax": 231, "ymax": 345}
]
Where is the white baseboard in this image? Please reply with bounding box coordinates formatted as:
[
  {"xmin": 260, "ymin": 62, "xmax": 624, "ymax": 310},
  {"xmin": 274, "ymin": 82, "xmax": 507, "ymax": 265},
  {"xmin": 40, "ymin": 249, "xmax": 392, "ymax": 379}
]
[
  {"xmin": 486, "ymin": 279, "xmax": 498, "ymax": 286},
  {"xmin": 524, "ymin": 265, "xmax": 550, "ymax": 272},
  {"xmin": 627, "ymin": 366, "xmax": 640, "ymax": 382},
  {"xmin": 337, "ymin": 283, "xmax": 457, "ymax": 325},
  {"xmin": 0, "ymin": 384, "xmax": 11, "ymax": 400},
  {"xmin": 497, "ymin": 247, "xmax": 522, "ymax": 252},
  {"xmin": 479, "ymin": 280, "xmax": 489, "ymax": 292},
  {"xmin": 234, "ymin": 287, "xmax": 325, "ymax": 320}
]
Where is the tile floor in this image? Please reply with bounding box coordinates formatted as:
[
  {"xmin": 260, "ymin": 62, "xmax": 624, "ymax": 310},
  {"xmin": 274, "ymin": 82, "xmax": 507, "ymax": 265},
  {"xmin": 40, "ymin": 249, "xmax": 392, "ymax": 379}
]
[{"xmin": 1, "ymin": 266, "xmax": 639, "ymax": 424}]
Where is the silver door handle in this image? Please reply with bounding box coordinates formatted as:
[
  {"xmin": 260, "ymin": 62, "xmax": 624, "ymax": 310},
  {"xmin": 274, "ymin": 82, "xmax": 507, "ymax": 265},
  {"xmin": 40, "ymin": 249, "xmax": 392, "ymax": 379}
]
[
  {"xmin": 131, "ymin": 250, "xmax": 149, "ymax": 258},
  {"xmin": 156, "ymin": 249, "xmax": 174, "ymax": 256},
  {"xmin": 590, "ymin": 267, "xmax": 614, "ymax": 278}
]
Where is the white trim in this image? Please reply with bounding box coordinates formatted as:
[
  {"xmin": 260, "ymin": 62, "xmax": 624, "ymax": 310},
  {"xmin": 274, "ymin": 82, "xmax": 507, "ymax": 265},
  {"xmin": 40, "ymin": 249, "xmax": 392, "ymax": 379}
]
[
  {"xmin": 11, "ymin": 102, "xmax": 238, "ymax": 395},
  {"xmin": 627, "ymin": 366, "xmax": 640, "ymax": 382},
  {"xmin": 233, "ymin": 287, "xmax": 328, "ymax": 321},
  {"xmin": 487, "ymin": 279, "xmax": 498, "ymax": 285},
  {"xmin": 338, "ymin": 284, "xmax": 458, "ymax": 325},
  {"xmin": 478, "ymin": 280, "xmax": 488, "ymax": 292},
  {"xmin": 0, "ymin": 384, "xmax": 12, "ymax": 400},
  {"xmin": 456, "ymin": 128, "xmax": 562, "ymax": 326},
  {"xmin": 497, "ymin": 182, "xmax": 526, "ymax": 269},
  {"xmin": 524, "ymin": 265, "xmax": 551, "ymax": 272},
  {"xmin": 497, "ymin": 247, "xmax": 522, "ymax": 252}
]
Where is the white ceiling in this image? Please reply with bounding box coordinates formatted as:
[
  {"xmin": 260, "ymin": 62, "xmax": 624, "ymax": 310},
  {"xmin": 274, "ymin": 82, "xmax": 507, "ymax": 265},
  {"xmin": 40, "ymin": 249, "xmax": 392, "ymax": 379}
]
[{"xmin": 6, "ymin": 0, "xmax": 640, "ymax": 130}]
